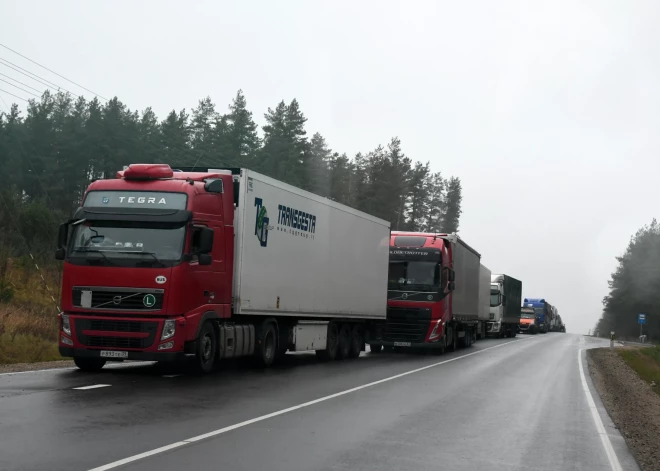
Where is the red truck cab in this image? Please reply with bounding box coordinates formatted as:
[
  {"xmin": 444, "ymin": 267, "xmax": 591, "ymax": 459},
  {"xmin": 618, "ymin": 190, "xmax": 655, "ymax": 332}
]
[
  {"xmin": 369, "ymin": 232, "xmax": 461, "ymax": 353},
  {"xmin": 57, "ymin": 164, "xmax": 235, "ymax": 372}
]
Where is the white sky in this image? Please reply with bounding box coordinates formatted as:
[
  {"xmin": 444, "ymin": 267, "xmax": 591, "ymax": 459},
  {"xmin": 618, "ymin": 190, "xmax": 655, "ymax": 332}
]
[{"xmin": 3, "ymin": 0, "xmax": 659, "ymax": 334}]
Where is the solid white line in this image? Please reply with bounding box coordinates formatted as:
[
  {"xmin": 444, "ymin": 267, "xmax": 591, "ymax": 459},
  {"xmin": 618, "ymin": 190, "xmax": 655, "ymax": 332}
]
[
  {"xmin": 88, "ymin": 337, "xmax": 534, "ymax": 471},
  {"xmin": 577, "ymin": 348, "xmax": 623, "ymax": 471},
  {"xmin": 162, "ymin": 375, "xmax": 182, "ymax": 378},
  {"xmin": 73, "ymin": 384, "xmax": 112, "ymax": 390}
]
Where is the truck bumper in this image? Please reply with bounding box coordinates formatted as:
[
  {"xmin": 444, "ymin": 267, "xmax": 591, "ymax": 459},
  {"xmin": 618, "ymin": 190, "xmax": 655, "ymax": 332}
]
[
  {"xmin": 486, "ymin": 322, "xmax": 501, "ymax": 336},
  {"xmin": 59, "ymin": 347, "xmax": 185, "ymax": 362},
  {"xmin": 371, "ymin": 340, "xmax": 444, "ymax": 349}
]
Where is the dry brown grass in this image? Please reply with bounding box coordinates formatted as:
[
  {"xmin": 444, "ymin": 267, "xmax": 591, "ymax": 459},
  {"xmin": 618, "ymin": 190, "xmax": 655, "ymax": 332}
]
[{"xmin": 0, "ymin": 260, "xmax": 63, "ymax": 364}]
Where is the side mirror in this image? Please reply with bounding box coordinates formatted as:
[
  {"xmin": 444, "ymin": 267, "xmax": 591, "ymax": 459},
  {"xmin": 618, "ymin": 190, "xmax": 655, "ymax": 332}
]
[
  {"xmin": 55, "ymin": 223, "xmax": 68, "ymax": 260},
  {"xmin": 501, "ymin": 294, "xmax": 506, "ymax": 306},
  {"xmin": 199, "ymin": 253, "xmax": 212, "ymax": 266},
  {"xmin": 199, "ymin": 228, "xmax": 214, "ymax": 254},
  {"xmin": 449, "ymin": 270, "xmax": 456, "ymax": 282},
  {"xmin": 448, "ymin": 282, "xmax": 456, "ymax": 291}
]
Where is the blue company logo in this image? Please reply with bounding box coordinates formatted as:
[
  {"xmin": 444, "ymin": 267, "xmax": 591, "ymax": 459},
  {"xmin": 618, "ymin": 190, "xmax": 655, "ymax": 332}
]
[
  {"xmin": 254, "ymin": 197, "xmax": 270, "ymax": 247},
  {"xmin": 102, "ymin": 196, "xmax": 109, "ymax": 204}
]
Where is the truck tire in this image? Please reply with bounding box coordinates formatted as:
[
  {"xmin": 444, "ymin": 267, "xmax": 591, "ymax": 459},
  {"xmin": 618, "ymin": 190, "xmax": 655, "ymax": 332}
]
[
  {"xmin": 348, "ymin": 325, "xmax": 362, "ymax": 359},
  {"xmin": 337, "ymin": 324, "xmax": 351, "ymax": 359},
  {"xmin": 74, "ymin": 357, "xmax": 106, "ymax": 372},
  {"xmin": 369, "ymin": 344, "xmax": 383, "ymax": 353},
  {"xmin": 448, "ymin": 326, "xmax": 457, "ymax": 352},
  {"xmin": 316, "ymin": 322, "xmax": 339, "ymax": 361},
  {"xmin": 254, "ymin": 322, "xmax": 277, "ymax": 368},
  {"xmin": 194, "ymin": 321, "xmax": 217, "ymax": 374}
]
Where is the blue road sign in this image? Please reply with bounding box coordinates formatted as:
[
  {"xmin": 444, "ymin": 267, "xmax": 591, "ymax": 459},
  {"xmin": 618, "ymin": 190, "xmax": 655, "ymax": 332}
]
[{"xmin": 638, "ymin": 313, "xmax": 646, "ymax": 325}]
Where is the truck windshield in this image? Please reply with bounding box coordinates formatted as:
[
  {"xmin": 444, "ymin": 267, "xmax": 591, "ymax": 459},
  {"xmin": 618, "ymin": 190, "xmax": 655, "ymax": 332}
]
[
  {"xmin": 534, "ymin": 307, "xmax": 544, "ymax": 316},
  {"xmin": 521, "ymin": 312, "xmax": 535, "ymax": 319},
  {"xmin": 388, "ymin": 260, "xmax": 440, "ymax": 292},
  {"xmin": 68, "ymin": 221, "xmax": 186, "ymax": 267},
  {"xmin": 490, "ymin": 285, "xmax": 501, "ymax": 307}
]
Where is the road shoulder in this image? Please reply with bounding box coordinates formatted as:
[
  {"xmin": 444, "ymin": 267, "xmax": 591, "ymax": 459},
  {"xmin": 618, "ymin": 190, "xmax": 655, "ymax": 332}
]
[{"xmin": 587, "ymin": 347, "xmax": 660, "ymax": 471}]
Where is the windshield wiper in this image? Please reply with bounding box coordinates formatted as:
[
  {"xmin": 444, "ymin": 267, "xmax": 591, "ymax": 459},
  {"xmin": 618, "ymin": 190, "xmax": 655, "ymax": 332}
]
[
  {"xmin": 115, "ymin": 251, "xmax": 167, "ymax": 267},
  {"xmin": 75, "ymin": 248, "xmax": 117, "ymax": 266}
]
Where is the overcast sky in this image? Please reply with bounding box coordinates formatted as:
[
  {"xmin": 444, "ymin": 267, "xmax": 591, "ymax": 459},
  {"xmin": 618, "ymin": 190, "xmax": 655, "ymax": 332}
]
[{"xmin": 3, "ymin": 0, "xmax": 659, "ymax": 334}]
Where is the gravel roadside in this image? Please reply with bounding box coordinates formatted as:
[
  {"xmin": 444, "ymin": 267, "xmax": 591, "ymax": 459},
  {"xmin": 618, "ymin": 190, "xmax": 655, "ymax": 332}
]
[
  {"xmin": 588, "ymin": 347, "xmax": 660, "ymax": 471},
  {"xmin": 0, "ymin": 360, "xmax": 75, "ymax": 374}
]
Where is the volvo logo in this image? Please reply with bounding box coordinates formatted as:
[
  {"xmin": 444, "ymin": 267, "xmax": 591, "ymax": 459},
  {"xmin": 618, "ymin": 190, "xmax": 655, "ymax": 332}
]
[{"xmin": 112, "ymin": 295, "xmax": 122, "ymax": 305}]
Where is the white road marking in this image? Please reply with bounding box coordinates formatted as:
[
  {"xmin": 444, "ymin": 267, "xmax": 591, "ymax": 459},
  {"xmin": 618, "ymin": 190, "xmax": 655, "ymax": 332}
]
[
  {"xmin": 578, "ymin": 348, "xmax": 623, "ymax": 471},
  {"xmin": 88, "ymin": 337, "xmax": 535, "ymax": 471},
  {"xmin": 0, "ymin": 361, "xmax": 156, "ymax": 377},
  {"xmin": 73, "ymin": 384, "xmax": 112, "ymax": 390},
  {"xmin": 162, "ymin": 375, "xmax": 182, "ymax": 378}
]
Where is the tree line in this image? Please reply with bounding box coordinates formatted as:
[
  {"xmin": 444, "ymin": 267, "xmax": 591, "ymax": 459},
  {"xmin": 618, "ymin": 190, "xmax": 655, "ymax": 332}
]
[
  {"xmin": 596, "ymin": 219, "xmax": 660, "ymax": 341},
  {"xmin": 0, "ymin": 89, "xmax": 463, "ymax": 262}
]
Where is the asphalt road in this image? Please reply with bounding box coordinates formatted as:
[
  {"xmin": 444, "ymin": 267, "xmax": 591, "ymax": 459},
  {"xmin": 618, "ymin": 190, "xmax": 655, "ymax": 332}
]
[{"xmin": 0, "ymin": 334, "xmax": 640, "ymax": 471}]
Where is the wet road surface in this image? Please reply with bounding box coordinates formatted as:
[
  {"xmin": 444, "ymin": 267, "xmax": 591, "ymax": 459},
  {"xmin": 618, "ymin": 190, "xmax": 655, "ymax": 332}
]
[{"xmin": 0, "ymin": 334, "xmax": 639, "ymax": 471}]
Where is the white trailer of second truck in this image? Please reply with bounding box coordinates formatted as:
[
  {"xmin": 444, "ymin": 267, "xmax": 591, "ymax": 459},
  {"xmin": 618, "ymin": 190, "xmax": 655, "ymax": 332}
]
[{"xmin": 210, "ymin": 168, "xmax": 391, "ymax": 362}]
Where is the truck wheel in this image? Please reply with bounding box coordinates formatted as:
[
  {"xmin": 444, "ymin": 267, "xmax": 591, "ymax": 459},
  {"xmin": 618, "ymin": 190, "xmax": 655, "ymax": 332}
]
[
  {"xmin": 194, "ymin": 321, "xmax": 217, "ymax": 374},
  {"xmin": 316, "ymin": 322, "xmax": 339, "ymax": 361},
  {"xmin": 74, "ymin": 357, "xmax": 106, "ymax": 372},
  {"xmin": 448, "ymin": 326, "xmax": 457, "ymax": 352},
  {"xmin": 254, "ymin": 322, "xmax": 277, "ymax": 367},
  {"xmin": 337, "ymin": 324, "xmax": 351, "ymax": 359},
  {"xmin": 348, "ymin": 325, "xmax": 362, "ymax": 359},
  {"xmin": 369, "ymin": 344, "xmax": 383, "ymax": 353}
]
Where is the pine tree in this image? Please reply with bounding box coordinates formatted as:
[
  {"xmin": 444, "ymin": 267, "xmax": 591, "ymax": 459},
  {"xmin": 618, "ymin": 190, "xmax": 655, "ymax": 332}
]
[
  {"xmin": 442, "ymin": 177, "xmax": 462, "ymax": 233},
  {"xmin": 405, "ymin": 161, "xmax": 430, "ymax": 231},
  {"xmin": 424, "ymin": 172, "xmax": 445, "ymax": 232},
  {"xmin": 225, "ymin": 90, "xmax": 259, "ymax": 167},
  {"xmin": 306, "ymin": 132, "xmax": 331, "ymax": 196},
  {"xmin": 161, "ymin": 109, "xmax": 191, "ymax": 167}
]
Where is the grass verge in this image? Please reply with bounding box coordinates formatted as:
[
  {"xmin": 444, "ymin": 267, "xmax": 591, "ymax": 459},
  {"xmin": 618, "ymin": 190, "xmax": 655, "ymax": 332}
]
[
  {"xmin": 617, "ymin": 345, "xmax": 660, "ymax": 396},
  {"xmin": 0, "ymin": 304, "xmax": 62, "ymax": 364}
]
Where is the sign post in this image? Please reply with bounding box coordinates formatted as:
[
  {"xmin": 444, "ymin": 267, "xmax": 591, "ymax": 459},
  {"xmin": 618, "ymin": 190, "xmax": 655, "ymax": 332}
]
[
  {"xmin": 638, "ymin": 313, "xmax": 646, "ymax": 343},
  {"xmin": 610, "ymin": 331, "xmax": 615, "ymax": 350}
]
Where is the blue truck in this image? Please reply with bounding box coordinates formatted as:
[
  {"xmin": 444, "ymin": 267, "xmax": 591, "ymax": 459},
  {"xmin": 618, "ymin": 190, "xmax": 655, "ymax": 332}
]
[{"xmin": 522, "ymin": 298, "xmax": 554, "ymax": 334}]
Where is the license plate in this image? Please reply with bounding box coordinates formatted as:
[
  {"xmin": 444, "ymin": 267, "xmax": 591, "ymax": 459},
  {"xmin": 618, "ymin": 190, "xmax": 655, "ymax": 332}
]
[
  {"xmin": 100, "ymin": 350, "xmax": 128, "ymax": 359},
  {"xmin": 393, "ymin": 342, "xmax": 411, "ymax": 347}
]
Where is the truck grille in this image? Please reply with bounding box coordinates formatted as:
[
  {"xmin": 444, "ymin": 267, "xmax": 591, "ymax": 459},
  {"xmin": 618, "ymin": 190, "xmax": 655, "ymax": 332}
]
[
  {"xmin": 86, "ymin": 337, "xmax": 147, "ymax": 349},
  {"xmin": 384, "ymin": 307, "xmax": 432, "ymax": 343},
  {"xmin": 75, "ymin": 318, "xmax": 158, "ymax": 349},
  {"xmin": 72, "ymin": 287, "xmax": 164, "ymax": 311}
]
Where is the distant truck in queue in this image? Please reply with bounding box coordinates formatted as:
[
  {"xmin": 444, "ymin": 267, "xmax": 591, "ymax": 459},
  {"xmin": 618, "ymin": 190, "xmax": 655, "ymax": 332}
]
[
  {"xmin": 488, "ymin": 274, "xmax": 522, "ymax": 338},
  {"xmin": 522, "ymin": 298, "xmax": 555, "ymax": 333},
  {"xmin": 369, "ymin": 232, "xmax": 487, "ymax": 353},
  {"xmin": 55, "ymin": 164, "xmax": 391, "ymax": 373},
  {"xmin": 518, "ymin": 306, "xmax": 538, "ymax": 334}
]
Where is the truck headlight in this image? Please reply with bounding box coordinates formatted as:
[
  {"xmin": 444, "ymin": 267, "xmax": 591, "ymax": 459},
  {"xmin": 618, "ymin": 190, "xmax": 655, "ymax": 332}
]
[
  {"xmin": 61, "ymin": 314, "xmax": 71, "ymax": 336},
  {"xmin": 429, "ymin": 319, "xmax": 443, "ymax": 340},
  {"xmin": 161, "ymin": 319, "xmax": 176, "ymax": 340}
]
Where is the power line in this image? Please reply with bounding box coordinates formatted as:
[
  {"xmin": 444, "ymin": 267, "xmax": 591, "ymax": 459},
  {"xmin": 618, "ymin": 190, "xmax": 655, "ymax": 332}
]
[
  {"xmin": 0, "ymin": 58, "xmax": 79, "ymax": 97},
  {"xmin": 0, "ymin": 78, "xmax": 40, "ymax": 97},
  {"xmin": 0, "ymin": 71, "xmax": 43, "ymax": 94},
  {"xmin": 0, "ymin": 87, "xmax": 28, "ymax": 101},
  {"xmin": 0, "ymin": 43, "xmax": 108, "ymax": 101}
]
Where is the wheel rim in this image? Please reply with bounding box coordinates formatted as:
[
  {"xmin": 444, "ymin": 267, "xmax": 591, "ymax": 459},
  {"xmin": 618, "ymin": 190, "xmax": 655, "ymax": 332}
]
[
  {"xmin": 202, "ymin": 333, "xmax": 213, "ymax": 363},
  {"xmin": 264, "ymin": 331, "xmax": 275, "ymax": 359}
]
